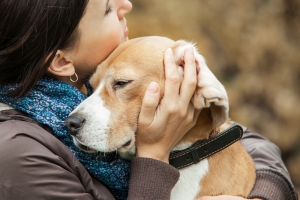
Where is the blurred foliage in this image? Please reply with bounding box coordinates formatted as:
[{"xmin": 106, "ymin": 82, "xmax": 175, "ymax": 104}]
[{"xmin": 127, "ymin": 0, "xmax": 300, "ymax": 194}]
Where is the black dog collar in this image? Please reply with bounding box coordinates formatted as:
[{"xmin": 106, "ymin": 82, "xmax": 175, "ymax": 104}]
[{"xmin": 169, "ymin": 124, "xmax": 243, "ymax": 169}]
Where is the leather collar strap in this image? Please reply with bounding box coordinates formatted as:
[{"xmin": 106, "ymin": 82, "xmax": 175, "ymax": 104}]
[{"xmin": 169, "ymin": 124, "xmax": 243, "ymax": 169}]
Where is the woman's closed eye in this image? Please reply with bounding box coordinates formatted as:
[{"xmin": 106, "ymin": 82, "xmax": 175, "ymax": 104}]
[{"xmin": 105, "ymin": 0, "xmax": 113, "ymax": 15}]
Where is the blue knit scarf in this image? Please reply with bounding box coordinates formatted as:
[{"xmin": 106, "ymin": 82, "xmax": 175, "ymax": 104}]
[{"xmin": 0, "ymin": 77, "xmax": 130, "ymax": 200}]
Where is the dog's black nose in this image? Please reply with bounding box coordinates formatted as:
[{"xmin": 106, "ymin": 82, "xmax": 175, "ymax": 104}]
[{"xmin": 65, "ymin": 115, "xmax": 85, "ymax": 136}]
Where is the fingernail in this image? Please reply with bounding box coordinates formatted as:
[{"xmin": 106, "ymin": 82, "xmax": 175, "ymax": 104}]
[
  {"xmin": 147, "ymin": 82, "xmax": 158, "ymax": 94},
  {"xmin": 166, "ymin": 48, "xmax": 173, "ymax": 55}
]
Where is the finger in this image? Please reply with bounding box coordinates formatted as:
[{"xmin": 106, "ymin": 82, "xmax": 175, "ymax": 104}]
[
  {"xmin": 198, "ymin": 196, "xmax": 247, "ymax": 200},
  {"xmin": 197, "ymin": 196, "xmax": 220, "ymax": 200},
  {"xmin": 197, "ymin": 197, "xmax": 214, "ymax": 200},
  {"xmin": 172, "ymin": 103, "xmax": 196, "ymax": 144},
  {"xmin": 179, "ymin": 47, "xmax": 197, "ymax": 107},
  {"xmin": 163, "ymin": 48, "xmax": 181, "ymax": 103},
  {"xmin": 138, "ymin": 82, "xmax": 160, "ymax": 127}
]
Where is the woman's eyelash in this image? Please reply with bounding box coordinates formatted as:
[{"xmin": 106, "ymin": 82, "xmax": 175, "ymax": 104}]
[{"xmin": 105, "ymin": 5, "xmax": 113, "ymax": 15}]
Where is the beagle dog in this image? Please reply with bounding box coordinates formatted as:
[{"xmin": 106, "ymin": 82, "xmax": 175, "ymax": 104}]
[{"xmin": 66, "ymin": 36, "xmax": 256, "ymax": 199}]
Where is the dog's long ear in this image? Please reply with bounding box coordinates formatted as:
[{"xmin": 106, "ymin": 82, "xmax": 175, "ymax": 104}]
[{"xmin": 172, "ymin": 40, "xmax": 229, "ymax": 128}]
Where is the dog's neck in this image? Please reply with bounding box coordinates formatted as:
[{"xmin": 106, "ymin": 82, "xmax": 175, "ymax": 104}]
[
  {"xmin": 173, "ymin": 107, "xmax": 231, "ymax": 152},
  {"xmin": 168, "ymin": 123, "xmax": 242, "ymax": 170},
  {"xmin": 172, "ymin": 128, "xmax": 217, "ymax": 152}
]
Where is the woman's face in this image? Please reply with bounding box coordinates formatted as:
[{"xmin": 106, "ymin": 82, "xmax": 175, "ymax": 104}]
[{"xmin": 69, "ymin": 0, "xmax": 132, "ymax": 78}]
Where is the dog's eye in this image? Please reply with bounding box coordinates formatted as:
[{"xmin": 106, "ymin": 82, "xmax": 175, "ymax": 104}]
[{"xmin": 113, "ymin": 80, "xmax": 132, "ymax": 89}]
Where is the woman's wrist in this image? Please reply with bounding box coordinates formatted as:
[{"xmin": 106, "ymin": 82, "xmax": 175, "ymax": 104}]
[{"xmin": 136, "ymin": 147, "xmax": 169, "ymax": 163}]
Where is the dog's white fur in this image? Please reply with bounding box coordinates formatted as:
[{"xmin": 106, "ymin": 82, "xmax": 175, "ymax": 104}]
[
  {"xmin": 69, "ymin": 36, "xmax": 255, "ymax": 199},
  {"xmin": 171, "ymin": 159, "xmax": 209, "ymax": 200}
]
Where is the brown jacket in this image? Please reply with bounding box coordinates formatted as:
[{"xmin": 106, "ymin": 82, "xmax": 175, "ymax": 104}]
[{"xmin": 0, "ymin": 105, "xmax": 297, "ymax": 200}]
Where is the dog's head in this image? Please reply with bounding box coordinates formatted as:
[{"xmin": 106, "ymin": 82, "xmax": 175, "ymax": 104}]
[{"xmin": 66, "ymin": 36, "xmax": 229, "ymax": 158}]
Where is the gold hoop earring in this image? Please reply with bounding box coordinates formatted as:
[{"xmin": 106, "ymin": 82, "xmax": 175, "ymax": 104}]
[{"xmin": 70, "ymin": 72, "xmax": 78, "ymax": 82}]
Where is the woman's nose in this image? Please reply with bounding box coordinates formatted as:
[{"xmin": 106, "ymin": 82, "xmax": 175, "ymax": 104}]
[{"xmin": 118, "ymin": 0, "xmax": 133, "ymax": 20}]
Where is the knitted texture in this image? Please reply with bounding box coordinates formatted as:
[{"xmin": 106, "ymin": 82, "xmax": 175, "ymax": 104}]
[
  {"xmin": 248, "ymin": 170, "xmax": 298, "ymax": 200},
  {"xmin": 0, "ymin": 77, "xmax": 130, "ymax": 200},
  {"xmin": 128, "ymin": 157, "xmax": 180, "ymax": 200}
]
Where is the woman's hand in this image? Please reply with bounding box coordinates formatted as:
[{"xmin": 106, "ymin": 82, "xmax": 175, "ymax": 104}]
[
  {"xmin": 197, "ymin": 196, "xmax": 262, "ymax": 200},
  {"xmin": 136, "ymin": 47, "xmax": 200, "ymax": 163}
]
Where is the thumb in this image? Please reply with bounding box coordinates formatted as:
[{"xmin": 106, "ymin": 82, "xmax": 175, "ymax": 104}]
[{"xmin": 138, "ymin": 82, "xmax": 160, "ymax": 127}]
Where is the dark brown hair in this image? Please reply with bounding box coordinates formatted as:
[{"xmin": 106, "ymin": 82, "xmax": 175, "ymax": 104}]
[{"xmin": 0, "ymin": 0, "xmax": 89, "ymax": 97}]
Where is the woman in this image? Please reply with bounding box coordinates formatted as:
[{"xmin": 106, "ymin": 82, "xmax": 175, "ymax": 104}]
[{"xmin": 0, "ymin": 0, "xmax": 297, "ymax": 200}]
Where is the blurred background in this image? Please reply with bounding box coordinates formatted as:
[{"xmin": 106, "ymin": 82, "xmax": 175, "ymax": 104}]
[{"xmin": 127, "ymin": 0, "xmax": 300, "ymax": 195}]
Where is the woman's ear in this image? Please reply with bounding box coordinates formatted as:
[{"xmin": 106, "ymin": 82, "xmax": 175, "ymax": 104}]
[{"xmin": 47, "ymin": 50, "xmax": 75, "ymax": 77}]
